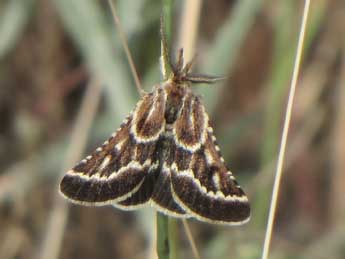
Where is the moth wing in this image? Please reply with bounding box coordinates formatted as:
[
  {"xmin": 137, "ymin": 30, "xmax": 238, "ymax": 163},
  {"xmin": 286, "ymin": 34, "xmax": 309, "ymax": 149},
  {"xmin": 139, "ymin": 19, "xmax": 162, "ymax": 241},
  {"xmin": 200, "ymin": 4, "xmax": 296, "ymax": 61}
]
[
  {"xmin": 60, "ymin": 87, "xmax": 166, "ymax": 205},
  {"xmin": 170, "ymin": 95, "xmax": 250, "ymax": 225},
  {"xmin": 114, "ymin": 163, "xmax": 159, "ymax": 210},
  {"xmin": 150, "ymin": 137, "xmax": 190, "ymax": 218}
]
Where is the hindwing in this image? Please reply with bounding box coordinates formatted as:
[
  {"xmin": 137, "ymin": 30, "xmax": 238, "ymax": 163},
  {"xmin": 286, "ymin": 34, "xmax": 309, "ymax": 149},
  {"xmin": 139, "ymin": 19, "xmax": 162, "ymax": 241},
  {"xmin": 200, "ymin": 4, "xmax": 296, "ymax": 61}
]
[{"xmin": 150, "ymin": 136, "xmax": 190, "ymax": 218}]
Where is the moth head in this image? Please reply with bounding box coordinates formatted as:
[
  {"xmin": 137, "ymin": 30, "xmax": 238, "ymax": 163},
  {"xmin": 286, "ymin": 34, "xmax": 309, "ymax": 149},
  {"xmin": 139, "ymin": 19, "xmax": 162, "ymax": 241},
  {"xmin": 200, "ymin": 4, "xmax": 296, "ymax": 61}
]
[
  {"xmin": 159, "ymin": 15, "xmax": 225, "ymax": 86},
  {"xmin": 169, "ymin": 48, "xmax": 226, "ymax": 86}
]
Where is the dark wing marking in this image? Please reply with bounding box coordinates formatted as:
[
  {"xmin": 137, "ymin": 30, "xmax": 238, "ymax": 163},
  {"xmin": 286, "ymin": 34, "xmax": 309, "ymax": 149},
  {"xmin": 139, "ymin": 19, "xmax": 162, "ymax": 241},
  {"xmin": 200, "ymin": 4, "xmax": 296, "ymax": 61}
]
[
  {"xmin": 170, "ymin": 95, "xmax": 250, "ymax": 225},
  {"xmin": 114, "ymin": 169, "xmax": 157, "ymax": 209},
  {"xmin": 150, "ymin": 137, "xmax": 189, "ymax": 217},
  {"xmin": 131, "ymin": 86, "xmax": 166, "ymax": 143},
  {"xmin": 60, "ymin": 87, "xmax": 166, "ymax": 205},
  {"xmin": 173, "ymin": 92, "xmax": 206, "ymax": 152},
  {"xmin": 114, "ymin": 142, "xmax": 160, "ymax": 210}
]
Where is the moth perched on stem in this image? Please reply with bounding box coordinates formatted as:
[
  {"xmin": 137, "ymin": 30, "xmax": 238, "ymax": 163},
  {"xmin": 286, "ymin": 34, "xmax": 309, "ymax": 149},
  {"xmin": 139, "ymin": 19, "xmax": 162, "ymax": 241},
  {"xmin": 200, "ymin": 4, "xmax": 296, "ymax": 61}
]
[{"xmin": 60, "ymin": 21, "xmax": 250, "ymax": 226}]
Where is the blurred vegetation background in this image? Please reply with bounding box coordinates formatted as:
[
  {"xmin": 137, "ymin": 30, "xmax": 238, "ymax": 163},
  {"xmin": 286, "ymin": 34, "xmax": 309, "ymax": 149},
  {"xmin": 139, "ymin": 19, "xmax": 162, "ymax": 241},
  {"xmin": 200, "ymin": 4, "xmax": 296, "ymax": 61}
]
[{"xmin": 0, "ymin": 0, "xmax": 343, "ymax": 258}]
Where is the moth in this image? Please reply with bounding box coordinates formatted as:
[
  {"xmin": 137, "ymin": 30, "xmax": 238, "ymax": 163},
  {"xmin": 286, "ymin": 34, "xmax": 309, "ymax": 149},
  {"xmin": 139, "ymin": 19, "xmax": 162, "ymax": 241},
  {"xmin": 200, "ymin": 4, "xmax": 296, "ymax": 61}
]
[{"xmin": 60, "ymin": 29, "xmax": 250, "ymax": 226}]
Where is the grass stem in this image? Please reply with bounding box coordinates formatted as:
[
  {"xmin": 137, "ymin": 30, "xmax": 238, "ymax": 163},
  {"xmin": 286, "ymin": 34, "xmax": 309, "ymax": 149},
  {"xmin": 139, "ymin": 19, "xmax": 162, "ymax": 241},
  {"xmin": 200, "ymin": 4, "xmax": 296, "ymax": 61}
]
[
  {"xmin": 156, "ymin": 213, "xmax": 171, "ymax": 259},
  {"xmin": 156, "ymin": 1, "xmax": 178, "ymax": 259},
  {"xmin": 261, "ymin": 1, "xmax": 311, "ymax": 258}
]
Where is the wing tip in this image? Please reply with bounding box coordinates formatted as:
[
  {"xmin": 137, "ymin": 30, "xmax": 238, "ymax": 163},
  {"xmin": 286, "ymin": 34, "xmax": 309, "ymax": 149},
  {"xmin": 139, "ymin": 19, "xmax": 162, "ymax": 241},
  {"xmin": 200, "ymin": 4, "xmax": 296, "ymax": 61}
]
[
  {"xmin": 59, "ymin": 172, "xmax": 146, "ymax": 205},
  {"xmin": 170, "ymin": 176, "xmax": 251, "ymax": 225}
]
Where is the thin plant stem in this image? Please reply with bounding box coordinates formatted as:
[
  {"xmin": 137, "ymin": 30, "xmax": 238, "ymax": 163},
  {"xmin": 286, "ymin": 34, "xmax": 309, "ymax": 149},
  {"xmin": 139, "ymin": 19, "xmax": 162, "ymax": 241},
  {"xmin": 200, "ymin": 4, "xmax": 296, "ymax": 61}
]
[
  {"xmin": 168, "ymin": 218, "xmax": 178, "ymax": 259},
  {"xmin": 156, "ymin": 213, "xmax": 170, "ymax": 259},
  {"xmin": 156, "ymin": 1, "xmax": 180, "ymax": 259},
  {"xmin": 162, "ymin": 0, "xmax": 173, "ymax": 44},
  {"xmin": 261, "ymin": 1, "xmax": 311, "ymax": 258},
  {"xmin": 107, "ymin": 0, "xmax": 145, "ymax": 96},
  {"xmin": 182, "ymin": 219, "xmax": 201, "ymax": 259}
]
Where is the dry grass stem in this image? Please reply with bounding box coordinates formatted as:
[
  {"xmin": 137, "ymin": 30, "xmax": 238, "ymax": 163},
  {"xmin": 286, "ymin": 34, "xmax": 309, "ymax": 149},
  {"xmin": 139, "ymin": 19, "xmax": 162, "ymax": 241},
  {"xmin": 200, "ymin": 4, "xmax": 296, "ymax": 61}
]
[
  {"xmin": 177, "ymin": 0, "xmax": 202, "ymax": 63},
  {"xmin": 182, "ymin": 220, "xmax": 201, "ymax": 259},
  {"xmin": 261, "ymin": 1, "xmax": 311, "ymax": 258},
  {"xmin": 107, "ymin": 0, "xmax": 144, "ymax": 96}
]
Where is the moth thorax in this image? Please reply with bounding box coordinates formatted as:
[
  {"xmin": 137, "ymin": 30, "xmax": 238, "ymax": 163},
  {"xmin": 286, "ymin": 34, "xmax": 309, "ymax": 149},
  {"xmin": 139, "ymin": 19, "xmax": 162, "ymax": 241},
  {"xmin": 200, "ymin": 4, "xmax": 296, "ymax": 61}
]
[{"xmin": 164, "ymin": 83, "xmax": 187, "ymax": 124}]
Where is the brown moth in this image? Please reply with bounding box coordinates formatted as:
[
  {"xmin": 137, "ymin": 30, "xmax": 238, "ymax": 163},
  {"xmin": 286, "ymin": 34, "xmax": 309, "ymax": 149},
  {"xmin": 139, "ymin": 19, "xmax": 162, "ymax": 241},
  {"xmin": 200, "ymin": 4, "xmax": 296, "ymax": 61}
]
[{"xmin": 60, "ymin": 27, "xmax": 250, "ymax": 226}]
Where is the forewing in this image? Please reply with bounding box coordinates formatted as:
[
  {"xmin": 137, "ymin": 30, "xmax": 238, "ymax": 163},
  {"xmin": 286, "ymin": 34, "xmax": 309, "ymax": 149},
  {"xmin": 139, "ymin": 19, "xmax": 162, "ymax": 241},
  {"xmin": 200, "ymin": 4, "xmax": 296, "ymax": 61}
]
[
  {"xmin": 173, "ymin": 92, "xmax": 205, "ymax": 152},
  {"xmin": 60, "ymin": 87, "xmax": 166, "ymax": 205},
  {"xmin": 170, "ymin": 95, "xmax": 250, "ymax": 225}
]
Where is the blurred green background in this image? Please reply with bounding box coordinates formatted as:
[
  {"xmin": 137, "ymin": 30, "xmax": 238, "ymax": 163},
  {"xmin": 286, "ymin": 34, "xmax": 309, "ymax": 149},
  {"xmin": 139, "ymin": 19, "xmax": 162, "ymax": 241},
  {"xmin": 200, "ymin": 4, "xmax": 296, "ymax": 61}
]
[{"xmin": 0, "ymin": 0, "xmax": 343, "ymax": 258}]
